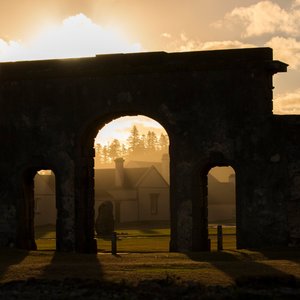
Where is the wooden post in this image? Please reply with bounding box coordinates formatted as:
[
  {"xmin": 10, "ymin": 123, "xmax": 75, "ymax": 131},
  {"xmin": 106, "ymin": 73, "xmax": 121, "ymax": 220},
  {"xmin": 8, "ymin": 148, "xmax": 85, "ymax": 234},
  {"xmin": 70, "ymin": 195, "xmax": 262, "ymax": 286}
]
[
  {"xmin": 217, "ymin": 225, "xmax": 223, "ymax": 251},
  {"xmin": 111, "ymin": 232, "xmax": 117, "ymax": 255}
]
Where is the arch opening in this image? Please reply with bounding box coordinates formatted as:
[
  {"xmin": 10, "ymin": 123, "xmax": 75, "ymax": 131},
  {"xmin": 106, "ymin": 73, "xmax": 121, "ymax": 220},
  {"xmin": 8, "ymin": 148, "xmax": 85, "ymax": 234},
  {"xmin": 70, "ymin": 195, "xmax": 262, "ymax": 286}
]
[
  {"xmin": 93, "ymin": 115, "xmax": 170, "ymax": 253},
  {"xmin": 19, "ymin": 169, "xmax": 57, "ymax": 250},
  {"xmin": 207, "ymin": 166, "xmax": 236, "ymax": 250},
  {"xmin": 34, "ymin": 170, "xmax": 57, "ymax": 250}
]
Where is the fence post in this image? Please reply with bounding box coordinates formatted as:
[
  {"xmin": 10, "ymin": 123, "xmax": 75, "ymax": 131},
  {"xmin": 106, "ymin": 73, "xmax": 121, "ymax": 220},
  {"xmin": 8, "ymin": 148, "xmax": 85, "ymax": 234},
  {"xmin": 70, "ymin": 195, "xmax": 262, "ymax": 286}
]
[
  {"xmin": 111, "ymin": 231, "xmax": 117, "ymax": 255},
  {"xmin": 217, "ymin": 225, "xmax": 223, "ymax": 251},
  {"xmin": 207, "ymin": 238, "xmax": 211, "ymax": 251}
]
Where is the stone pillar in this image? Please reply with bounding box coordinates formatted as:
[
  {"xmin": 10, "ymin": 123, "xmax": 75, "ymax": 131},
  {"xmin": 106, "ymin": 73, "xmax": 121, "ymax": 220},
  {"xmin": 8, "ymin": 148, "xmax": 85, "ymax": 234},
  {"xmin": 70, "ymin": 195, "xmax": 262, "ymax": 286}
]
[
  {"xmin": 74, "ymin": 154, "xmax": 97, "ymax": 253},
  {"xmin": 16, "ymin": 171, "xmax": 37, "ymax": 250},
  {"xmin": 288, "ymin": 165, "xmax": 300, "ymax": 246},
  {"xmin": 191, "ymin": 169, "xmax": 209, "ymax": 251},
  {"xmin": 55, "ymin": 162, "xmax": 76, "ymax": 252},
  {"xmin": 169, "ymin": 141, "xmax": 209, "ymax": 252},
  {"xmin": 170, "ymin": 157, "xmax": 193, "ymax": 252}
]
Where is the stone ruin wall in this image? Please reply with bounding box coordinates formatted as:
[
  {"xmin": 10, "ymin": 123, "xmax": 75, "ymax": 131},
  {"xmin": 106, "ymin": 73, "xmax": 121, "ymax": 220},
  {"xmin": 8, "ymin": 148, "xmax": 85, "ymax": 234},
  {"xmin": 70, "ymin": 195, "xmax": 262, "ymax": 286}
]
[{"xmin": 0, "ymin": 48, "xmax": 299, "ymax": 252}]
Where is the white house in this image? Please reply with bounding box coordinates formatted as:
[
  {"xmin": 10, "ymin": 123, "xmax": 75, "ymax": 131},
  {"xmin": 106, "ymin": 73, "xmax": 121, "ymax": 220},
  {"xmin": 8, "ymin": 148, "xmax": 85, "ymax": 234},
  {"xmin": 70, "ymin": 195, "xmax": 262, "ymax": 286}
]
[{"xmin": 94, "ymin": 158, "xmax": 170, "ymax": 223}]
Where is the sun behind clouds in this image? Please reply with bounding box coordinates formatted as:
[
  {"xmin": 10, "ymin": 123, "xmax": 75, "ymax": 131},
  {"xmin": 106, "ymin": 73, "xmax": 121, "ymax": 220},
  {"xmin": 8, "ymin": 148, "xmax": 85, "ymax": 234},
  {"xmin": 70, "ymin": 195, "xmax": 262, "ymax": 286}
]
[{"xmin": 0, "ymin": 13, "xmax": 142, "ymax": 62}]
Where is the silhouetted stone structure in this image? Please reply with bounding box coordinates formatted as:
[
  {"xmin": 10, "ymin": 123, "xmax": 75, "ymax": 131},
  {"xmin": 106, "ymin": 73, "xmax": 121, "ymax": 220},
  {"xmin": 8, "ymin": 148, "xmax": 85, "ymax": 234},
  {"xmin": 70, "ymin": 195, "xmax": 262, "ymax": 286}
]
[{"xmin": 0, "ymin": 48, "xmax": 299, "ymax": 253}]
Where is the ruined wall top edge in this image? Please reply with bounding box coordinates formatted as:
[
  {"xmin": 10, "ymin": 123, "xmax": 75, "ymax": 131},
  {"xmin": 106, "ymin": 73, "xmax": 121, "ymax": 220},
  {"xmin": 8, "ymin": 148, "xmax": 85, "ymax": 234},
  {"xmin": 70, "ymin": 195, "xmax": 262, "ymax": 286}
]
[{"xmin": 0, "ymin": 47, "xmax": 286, "ymax": 81}]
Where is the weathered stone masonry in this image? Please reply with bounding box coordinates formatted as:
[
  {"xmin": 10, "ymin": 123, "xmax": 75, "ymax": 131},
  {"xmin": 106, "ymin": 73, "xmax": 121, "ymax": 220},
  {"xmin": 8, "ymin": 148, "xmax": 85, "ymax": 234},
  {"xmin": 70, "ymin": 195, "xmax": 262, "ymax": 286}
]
[{"xmin": 0, "ymin": 48, "xmax": 299, "ymax": 252}]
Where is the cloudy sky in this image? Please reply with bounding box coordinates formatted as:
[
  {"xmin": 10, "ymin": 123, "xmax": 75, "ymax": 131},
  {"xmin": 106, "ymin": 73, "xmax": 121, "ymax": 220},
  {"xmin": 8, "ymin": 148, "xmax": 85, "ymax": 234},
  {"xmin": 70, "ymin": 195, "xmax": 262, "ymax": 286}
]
[{"xmin": 1, "ymin": 0, "xmax": 299, "ymax": 135}]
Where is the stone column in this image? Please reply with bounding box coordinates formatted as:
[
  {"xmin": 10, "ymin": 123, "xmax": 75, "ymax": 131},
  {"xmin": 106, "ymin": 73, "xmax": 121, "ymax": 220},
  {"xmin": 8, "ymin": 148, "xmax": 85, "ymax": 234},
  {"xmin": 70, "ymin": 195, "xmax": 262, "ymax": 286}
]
[
  {"xmin": 55, "ymin": 159, "xmax": 76, "ymax": 252},
  {"xmin": 15, "ymin": 172, "xmax": 37, "ymax": 250},
  {"xmin": 191, "ymin": 170, "xmax": 209, "ymax": 251},
  {"xmin": 288, "ymin": 164, "xmax": 300, "ymax": 246},
  {"xmin": 170, "ymin": 158, "xmax": 193, "ymax": 252},
  {"xmin": 74, "ymin": 153, "xmax": 97, "ymax": 253}
]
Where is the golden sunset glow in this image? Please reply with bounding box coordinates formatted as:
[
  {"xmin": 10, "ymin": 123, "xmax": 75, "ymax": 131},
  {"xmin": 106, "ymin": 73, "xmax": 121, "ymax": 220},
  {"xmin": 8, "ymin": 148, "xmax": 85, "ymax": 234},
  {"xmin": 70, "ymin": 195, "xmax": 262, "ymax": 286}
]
[
  {"xmin": 0, "ymin": 14, "xmax": 141, "ymax": 62},
  {"xmin": 95, "ymin": 116, "xmax": 167, "ymax": 146},
  {"xmin": 0, "ymin": 0, "xmax": 300, "ymax": 115}
]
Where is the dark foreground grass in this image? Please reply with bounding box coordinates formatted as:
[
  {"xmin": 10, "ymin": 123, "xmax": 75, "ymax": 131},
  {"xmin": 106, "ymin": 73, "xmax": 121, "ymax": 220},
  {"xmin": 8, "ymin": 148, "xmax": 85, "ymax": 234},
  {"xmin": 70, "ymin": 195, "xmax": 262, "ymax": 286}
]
[
  {"xmin": 1, "ymin": 275, "xmax": 300, "ymax": 299},
  {"xmin": 0, "ymin": 249, "xmax": 300, "ymax": 299},
  {"xmin": 1, "ymin": 248, "xmax": 300, "ymax": 284},
  {"xmin": 8, "ymin": 225, "xmax": 300, "ymax": 298}
]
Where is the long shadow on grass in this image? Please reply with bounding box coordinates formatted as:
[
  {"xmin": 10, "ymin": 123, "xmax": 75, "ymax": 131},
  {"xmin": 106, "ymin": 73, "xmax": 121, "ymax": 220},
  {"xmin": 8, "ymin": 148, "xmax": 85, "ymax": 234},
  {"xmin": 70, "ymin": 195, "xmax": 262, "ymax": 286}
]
[
  {"xmin": 187, "ymin": 250, "xmax": 297, "ymax": 286},
  {"xmin": 258, "ymin": 248, "xmax": 300, "ymax": 263},
  {"xmin": 0, "ymin": 248, "xmax": 29, "ymax": 280},
  {"xmin": 41, "ymin": 251, "xmax": 103, "ymax": 281}
]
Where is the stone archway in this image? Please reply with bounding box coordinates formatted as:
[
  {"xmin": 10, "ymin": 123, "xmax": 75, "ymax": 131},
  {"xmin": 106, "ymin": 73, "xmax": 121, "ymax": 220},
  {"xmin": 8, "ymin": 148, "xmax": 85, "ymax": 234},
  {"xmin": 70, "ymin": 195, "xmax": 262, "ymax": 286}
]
[
  {"xmin": 75, "ymin": 113, "xmax": 172, "ymax": 253},
  {"xmin": 17, "ymin": 167, "xmax": 58, "ymax": 250},
  {"xmin": 0, "ymin": 48, "xmax": 297, "ymax": 252}
]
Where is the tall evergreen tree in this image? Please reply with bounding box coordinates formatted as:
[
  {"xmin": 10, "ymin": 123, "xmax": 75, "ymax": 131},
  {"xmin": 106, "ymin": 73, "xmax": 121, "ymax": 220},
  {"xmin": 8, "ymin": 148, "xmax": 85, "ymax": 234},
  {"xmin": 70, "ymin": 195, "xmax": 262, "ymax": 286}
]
[
  {"xmin": 127, "ymin": 125, "xmax": 140, "ymax": 153},
  {"xmin": 159, "ymin": 133, "xmax": 169, "ymax": 151},
  {"xmin": 108, "ymin": 139, "xmax": 121, "ymax": 161},
  {"xmin": 121, "ymin": 143, "xmax": 127, "ymax": 158},
  {"xmin": 136, "ymin": 133, "xmax": 146, "ymax": 154},
  {"xmin": 102, "ymin": 146, "xmax": 109, "ymax": 164},
  {"xmin": 94, "ymin": 143, "xmax": 102, "ymax": 158},
  {"xmin": 146, "ymin": 131, "xmax": 158, "ymax": 151}
]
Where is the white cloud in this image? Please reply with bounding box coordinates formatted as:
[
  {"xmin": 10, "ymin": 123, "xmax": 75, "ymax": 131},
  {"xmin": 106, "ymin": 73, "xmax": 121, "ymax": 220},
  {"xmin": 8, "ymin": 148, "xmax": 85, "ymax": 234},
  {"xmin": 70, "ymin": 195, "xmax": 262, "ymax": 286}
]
[
  {"xmin": 0, "ymin": 13, "xmax": 142, "ymax": 62},
  {"xmin": 169, "ymin": 33, "xmax": 255, "ymax": 52},
  {"xmin": 0, "ymin": 39, "xmax": 23, "ymax": 59},
  {"xmin": 268, "ymin": 36, "xmax": 300, "ymax": 68},
  {"xmin": 173, "ymin": 34, "xmax": 300, "ymax": 71},
  {"xmin": 161, "ymin": 32, "xmax": 171, "ymax": 39},
  {"xmin": 196, "ymin": 40, "xmax": 255, "ymax": 51},
  {"xmin": 273, "ymin": 88, "xmax": 300, "ymax": 114},
  {"xmin": 292, "ymin": 0, "xmax": 300, "ymax": 8},
  {"xmin": 266, "ymin": 36, "xmax": 300, "ymax": 69},
  {"xmin": 214, "ymin": 1, "xmax": 300, "ymax": 37}
]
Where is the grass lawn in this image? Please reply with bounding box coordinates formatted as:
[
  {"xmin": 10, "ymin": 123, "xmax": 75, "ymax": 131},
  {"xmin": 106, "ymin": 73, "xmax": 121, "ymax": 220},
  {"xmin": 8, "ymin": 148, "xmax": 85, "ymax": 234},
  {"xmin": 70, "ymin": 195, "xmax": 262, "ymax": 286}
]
[
  {"xmin": 18, "ymin": 224, "xmax": 298, "ymax": 288},
  {"xmin": 0, "ymin": 248, "xmax": 300, "ymax": 287},
  {"xmin": 35, "ymin": 224, "xmax": 236, "ymax": 252}
]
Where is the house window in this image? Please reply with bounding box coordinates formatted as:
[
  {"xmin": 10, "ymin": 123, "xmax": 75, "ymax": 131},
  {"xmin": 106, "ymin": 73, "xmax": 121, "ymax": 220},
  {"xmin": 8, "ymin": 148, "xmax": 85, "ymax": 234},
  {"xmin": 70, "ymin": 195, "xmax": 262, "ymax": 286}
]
[{"xmin": 150, "ymin": 193, "xmax": 159, "ymax": 215}]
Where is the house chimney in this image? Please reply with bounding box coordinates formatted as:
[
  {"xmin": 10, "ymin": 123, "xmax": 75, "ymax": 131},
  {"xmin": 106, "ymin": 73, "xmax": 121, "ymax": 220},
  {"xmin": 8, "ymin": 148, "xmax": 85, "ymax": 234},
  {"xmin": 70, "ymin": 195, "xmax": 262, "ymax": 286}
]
[
  {"xmin": 161, "ymin": 153, "xmax": 170, "ymax": 183},
  {"xmin": 114, "ymin": 157, "xmax": 125, "ymax": 188}
]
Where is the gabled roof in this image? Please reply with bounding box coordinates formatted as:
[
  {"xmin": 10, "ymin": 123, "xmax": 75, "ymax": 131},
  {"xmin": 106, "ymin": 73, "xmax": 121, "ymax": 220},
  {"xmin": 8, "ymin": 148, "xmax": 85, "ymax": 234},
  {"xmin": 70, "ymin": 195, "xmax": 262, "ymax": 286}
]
[
  {"xmin": 94, "ymin": 165, "xmax": 168, "ymax": 192},
  {"xmin": 94, "ymin": 167, "xmax": 148, "ymax": 191},
  {"xmin": 134, "ymin": 166, "xmax": 169, "ymax": 188},
  {"xmin": 125, "ymin": 160, "xmax": 162, "ymax": 172}
]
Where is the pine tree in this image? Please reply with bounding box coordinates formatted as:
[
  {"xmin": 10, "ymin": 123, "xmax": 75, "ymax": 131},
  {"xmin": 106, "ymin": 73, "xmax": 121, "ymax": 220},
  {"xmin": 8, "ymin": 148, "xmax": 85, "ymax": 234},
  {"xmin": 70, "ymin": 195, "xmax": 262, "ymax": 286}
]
[
  {"xmin": 136, "ymin": 133, "xmax": 146, "ymax": 154},
  {"xmin": 94, "ymin": 143, "xmax": 102, "ymax": 158},
  {"xmin": 146, "ymin": 131, "xmax": 158, "ymax": 151},
  {"xmin": 127, "ymin": 125, "xmax": 140, "ymax": 154},
  {"xmin": 159, "ymin": 133, "xmax": 169, "ymax": 151},
  {"xmin": 108, "ymin": 139, "xmax": 121, "ymax": 161},
  {"xmin": 121, "ymin": 143, "xmax": 127, "ymax": 158},
  {"xmin": 102, "ymin": 146, "xmax": 109, "ymax": 164}
]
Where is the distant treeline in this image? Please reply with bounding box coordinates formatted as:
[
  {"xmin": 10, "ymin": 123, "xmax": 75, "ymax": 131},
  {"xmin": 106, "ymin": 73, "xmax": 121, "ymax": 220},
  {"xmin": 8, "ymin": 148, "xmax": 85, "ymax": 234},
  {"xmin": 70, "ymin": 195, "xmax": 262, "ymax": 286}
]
[{"xmin": 95, "ymin": 125, "xmax": 169, "ymax": 164}]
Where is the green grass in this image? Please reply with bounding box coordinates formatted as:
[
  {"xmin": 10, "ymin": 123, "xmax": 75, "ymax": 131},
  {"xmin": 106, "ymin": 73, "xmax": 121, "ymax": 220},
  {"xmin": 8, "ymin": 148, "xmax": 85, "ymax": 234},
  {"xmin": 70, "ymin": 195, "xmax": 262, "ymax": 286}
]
[
  {"xmin": 2, "ymin": 223, "xmax": 300, "ymax": 286},
  {"xmin": 35, "ymin": 224, "xmax": 236, "ymax": 252}
]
